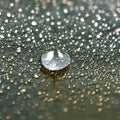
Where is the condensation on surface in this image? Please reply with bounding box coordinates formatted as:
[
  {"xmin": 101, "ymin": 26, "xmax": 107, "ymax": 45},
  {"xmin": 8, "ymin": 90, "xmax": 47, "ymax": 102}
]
[{"xmin": 0, "ymin": 0, "xmax": 120, "ymax": 120}]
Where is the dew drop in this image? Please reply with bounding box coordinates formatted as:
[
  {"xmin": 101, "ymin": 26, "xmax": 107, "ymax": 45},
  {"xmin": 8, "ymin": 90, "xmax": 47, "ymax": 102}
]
[
  {"xmin": 31, "ymin": 21, "xmax": 37, "ymax": 26},
  {"xmin": 41, "ymin": 50, "xmax": 71, "ymax": 71}
]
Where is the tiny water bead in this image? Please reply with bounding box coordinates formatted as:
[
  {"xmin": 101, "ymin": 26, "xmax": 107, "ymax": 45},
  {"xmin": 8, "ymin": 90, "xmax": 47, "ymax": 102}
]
[{"xmin": 41, "ymin": 50, "xmax": 71, "ymax": 71}]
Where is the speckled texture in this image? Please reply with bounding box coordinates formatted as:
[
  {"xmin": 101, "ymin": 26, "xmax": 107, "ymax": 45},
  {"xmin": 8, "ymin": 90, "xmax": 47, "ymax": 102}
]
[{"xmin": 0, "ymin": 0, "xmax": 120, "ymax": 120}]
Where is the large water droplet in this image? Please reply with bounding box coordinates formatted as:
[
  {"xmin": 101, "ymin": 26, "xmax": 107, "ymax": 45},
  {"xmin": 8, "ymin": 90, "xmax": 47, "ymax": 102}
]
[{"xmin": 41, "ymin": 50, "xmax": 71, "ymax": 71}]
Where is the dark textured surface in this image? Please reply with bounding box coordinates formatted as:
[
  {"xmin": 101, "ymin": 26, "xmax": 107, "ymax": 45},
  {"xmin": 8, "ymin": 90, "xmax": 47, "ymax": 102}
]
[{"xmin": 0, "ymin": 0, "xmax": 120, "ymax": 120}]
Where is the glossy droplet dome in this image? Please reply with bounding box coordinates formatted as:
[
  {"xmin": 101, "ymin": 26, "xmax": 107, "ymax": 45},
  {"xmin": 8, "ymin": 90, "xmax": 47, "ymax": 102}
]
[{"xmin": 41, "ymin": 50, "xmax": 71, "ymax": 71}]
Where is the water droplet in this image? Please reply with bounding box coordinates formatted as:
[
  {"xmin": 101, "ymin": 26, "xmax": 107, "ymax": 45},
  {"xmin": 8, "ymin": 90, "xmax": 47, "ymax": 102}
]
[
  {"xmin": 80, "ymin": 18, "xmax": 85, "ymax": 22},
  {"xmin": 0, "ymin": 34, "xmax": 4, "ymax": 39},
  {"xmin": 41, "ymin": 50, "xmax": 71, "ymax": 71},
  {"xmin": 63, "ymin": 8, "xmax": 68, "ymax": 14},
  {"xmin": 31, "ymin": 21, "xmax": 37, "ymax": 26},
  {"xmin": 7, "ymin": 12, "xmax": 12, "ymax": 17},
  {"xmin": 39, "ymin": 33, "xmax": 43, "ymax": 38},
  {"xmin": 16, "ymin": 47, "xmax": 21, "ymax": 53},
  {"xmin": 57, "ymin": 21, "xmax": 61, "ymax": 25},
  {"xmin": 46, "ymin": 11, "xmax": 51, "ymax": 16},
  {"xmin": 18, "ymin": 8, "xmax": 23, "ymax": 12},
  {"xmin": 50, "ymin": 21, "xmax": 55, "ymax": 25},
  {"xmin": 94, "ymin": 22, "xmax": 98, "ymax": 27}
]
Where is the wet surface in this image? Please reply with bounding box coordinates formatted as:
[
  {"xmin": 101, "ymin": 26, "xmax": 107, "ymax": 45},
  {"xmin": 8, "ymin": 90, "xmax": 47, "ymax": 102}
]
[{"xmin": 0, "ymin": 0, "xmax": 120, "ymax": 120}]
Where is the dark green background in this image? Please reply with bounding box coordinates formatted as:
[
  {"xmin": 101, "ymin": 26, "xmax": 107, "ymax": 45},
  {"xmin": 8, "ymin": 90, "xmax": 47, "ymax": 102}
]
[{"xmin": 0, "ymin": 0, "xmax": 120, "ymax": 120}]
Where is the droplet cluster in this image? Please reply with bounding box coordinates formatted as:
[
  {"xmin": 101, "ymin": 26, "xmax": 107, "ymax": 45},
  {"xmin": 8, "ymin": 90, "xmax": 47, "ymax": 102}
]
[{"xmin": 0, "ymin": 0, "xmax": 120, "ymax": 120}]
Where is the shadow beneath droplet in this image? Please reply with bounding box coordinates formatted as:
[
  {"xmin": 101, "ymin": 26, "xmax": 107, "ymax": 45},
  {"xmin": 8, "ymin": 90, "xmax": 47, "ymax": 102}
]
[{"xmin": 40, "ymin": 64, "xmax": 71, "ymax": 85}]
